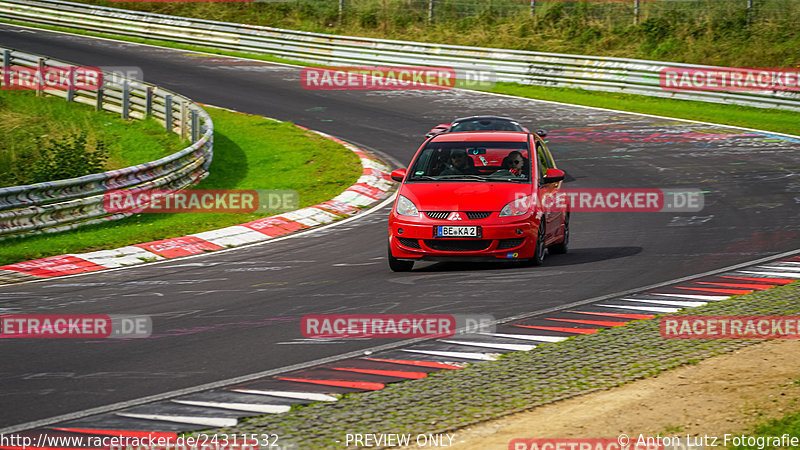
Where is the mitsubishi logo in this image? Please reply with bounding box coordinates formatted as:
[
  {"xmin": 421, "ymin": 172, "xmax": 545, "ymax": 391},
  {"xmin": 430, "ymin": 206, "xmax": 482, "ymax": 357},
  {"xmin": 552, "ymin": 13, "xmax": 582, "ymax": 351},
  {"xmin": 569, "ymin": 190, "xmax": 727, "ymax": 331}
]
[{"xmin": 447, "ymin": 212, "xmax": 463, "ymax": 221}]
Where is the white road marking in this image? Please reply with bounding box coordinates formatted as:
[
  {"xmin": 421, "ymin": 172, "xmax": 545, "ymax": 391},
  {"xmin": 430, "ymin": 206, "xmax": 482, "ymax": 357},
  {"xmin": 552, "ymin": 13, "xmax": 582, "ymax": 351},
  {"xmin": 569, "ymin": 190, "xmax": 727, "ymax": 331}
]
[
  {"xmin": 479, "ymin": 332, "xmax": 566, "ymax": 343},
  {"xmin": 438, "ymin": 340, "xmax": 534, "ymax": 352},
  {"xmin": 172, "ymin": 400, "xmax": 289, "ymax": 414},
  {"xmin": 739, "ymin": 270, "xmax": 800, "ymax": 278},
  {"xmin": 115, "ymin": 413, "xmax": 236, "ymax": 427},
  {"xmin": 752, "ymin": 266, "xmax": 800, "ymax": 275},
  {"xmin": 401, "ymin": 349, "xmax": 497, "ymax": 361},
  {"xmin": 230, "ymin": 389, "xmax": 337, "ymax": 402},
  {"xmin": 597, "ymin": 304, "xmax": 681, "ymax": 313},
  {"xmin": 650, "ymin": 293, "xmax": 730, "ymax": 301},
  {"xmin": 332, "ymin": 262, "xmax": 380, "ymax": 266},
  {"xmin": 621, "ymin": 298, "xmax": 707, "ymax": 308}
]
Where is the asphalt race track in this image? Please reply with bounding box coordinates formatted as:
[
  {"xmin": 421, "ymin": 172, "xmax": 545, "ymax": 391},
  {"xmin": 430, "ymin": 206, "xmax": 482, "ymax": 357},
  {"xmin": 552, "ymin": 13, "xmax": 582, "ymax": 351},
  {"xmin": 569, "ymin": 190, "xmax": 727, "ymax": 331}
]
[{"xmin": 1, "ymin": 24, "xmax": 799, "ymax": 429}]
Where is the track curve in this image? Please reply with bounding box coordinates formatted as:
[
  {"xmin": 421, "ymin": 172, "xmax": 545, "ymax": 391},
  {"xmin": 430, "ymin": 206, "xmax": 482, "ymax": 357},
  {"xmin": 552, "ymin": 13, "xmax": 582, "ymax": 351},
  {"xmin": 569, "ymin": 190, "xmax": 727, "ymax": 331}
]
[{"xmin": 0, "ymin": 24, "xmax": 799, "ymax": 428}]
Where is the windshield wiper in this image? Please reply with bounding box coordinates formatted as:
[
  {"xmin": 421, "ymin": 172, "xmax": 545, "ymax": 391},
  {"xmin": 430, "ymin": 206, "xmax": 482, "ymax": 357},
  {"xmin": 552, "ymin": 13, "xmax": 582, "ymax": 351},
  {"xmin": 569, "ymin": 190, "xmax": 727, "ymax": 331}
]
[
  {"xmin": 409, "ymin": 175, "xmax": 439, "ymax": 181},
  {"xmin": 436, "ymin": 175, "xmax": 491, "ymax": 181}
]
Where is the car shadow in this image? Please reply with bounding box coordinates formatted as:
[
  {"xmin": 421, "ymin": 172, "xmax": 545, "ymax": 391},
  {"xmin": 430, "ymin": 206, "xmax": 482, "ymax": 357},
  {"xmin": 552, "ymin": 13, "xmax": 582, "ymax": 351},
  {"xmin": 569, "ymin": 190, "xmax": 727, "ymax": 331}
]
[
  {"xmin": 412, "ymin": 246, "xmax": 642, "ymax": 272},
  {"xmin": 543, "ymin": 246, "xmax": 642, "ymax": 266}
]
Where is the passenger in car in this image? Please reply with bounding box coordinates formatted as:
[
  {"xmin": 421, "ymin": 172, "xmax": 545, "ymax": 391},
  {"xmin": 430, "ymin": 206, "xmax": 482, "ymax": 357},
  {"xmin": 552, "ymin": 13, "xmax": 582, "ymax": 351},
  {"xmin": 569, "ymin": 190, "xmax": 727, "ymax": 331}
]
[{"xmin": 501, "ymin": 151, "xmax": 529, "ymax": 176}]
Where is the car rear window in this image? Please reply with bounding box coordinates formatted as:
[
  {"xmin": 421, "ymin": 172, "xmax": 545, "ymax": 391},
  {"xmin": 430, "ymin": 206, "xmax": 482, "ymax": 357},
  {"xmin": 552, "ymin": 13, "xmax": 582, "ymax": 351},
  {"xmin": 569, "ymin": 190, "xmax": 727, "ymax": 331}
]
[{"xmin": 449, "ymin": 119, "xmax": 524, "ymax": 133}]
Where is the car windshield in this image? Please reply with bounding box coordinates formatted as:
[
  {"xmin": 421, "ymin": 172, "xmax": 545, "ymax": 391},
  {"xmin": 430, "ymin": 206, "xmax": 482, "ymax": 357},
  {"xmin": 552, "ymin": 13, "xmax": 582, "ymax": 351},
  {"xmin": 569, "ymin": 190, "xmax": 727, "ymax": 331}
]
[
  {"xmin": 408, "ymin": 141, "xmax": 532, "ymax": 182},
  {"xmin": 449, "ymin": 119, "xmax": 524, "ymax": 133}
]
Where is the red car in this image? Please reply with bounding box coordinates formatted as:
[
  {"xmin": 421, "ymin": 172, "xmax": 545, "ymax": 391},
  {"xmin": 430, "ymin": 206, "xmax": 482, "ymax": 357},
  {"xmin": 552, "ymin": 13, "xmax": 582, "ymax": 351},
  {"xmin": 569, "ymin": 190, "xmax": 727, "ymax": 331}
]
[
  {"xmin": 424, "ymin": 116, "xmax": 530, "ymax": 138},
  {"xmin": 388, "ymin": 131, "xmax": 568, "ymax": 272}
]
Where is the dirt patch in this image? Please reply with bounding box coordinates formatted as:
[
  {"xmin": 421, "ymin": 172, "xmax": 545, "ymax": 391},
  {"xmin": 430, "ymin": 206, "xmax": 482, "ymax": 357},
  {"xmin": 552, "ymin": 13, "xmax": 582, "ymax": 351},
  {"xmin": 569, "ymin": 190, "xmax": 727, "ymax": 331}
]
[{"xmin": 447, "ymin": 339, "xmax": 800, "ymax": 448}]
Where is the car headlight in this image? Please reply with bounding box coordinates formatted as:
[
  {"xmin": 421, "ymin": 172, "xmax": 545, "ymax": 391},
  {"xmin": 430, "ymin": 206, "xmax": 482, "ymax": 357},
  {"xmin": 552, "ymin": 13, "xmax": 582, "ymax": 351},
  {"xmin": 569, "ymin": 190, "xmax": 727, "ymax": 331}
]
[
  {"xmin": 396, "ymin": 195, "xmax": 420, "ymax": 217},
  {"xmin": 499, "ymin": 195, "xmax": 532, "ymax": 217}
]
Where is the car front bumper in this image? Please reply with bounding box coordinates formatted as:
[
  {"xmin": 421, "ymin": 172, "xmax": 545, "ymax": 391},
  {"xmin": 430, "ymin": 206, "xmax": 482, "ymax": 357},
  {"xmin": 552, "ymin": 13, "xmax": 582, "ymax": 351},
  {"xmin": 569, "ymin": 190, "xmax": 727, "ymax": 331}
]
[{"xmin": 388, "ymin": 216, "xmax": 539, "ymax": 261}]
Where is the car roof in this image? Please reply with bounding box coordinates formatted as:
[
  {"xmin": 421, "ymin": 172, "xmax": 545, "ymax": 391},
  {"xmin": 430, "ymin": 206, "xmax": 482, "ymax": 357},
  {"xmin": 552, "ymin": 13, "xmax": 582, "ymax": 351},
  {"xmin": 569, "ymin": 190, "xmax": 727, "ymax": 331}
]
[
  {"xmin": 429, "ymin": 131, "xmax": 530, "ymax": 143},
  {"xmin": 451, "ymin": 115, "xmax": 518, "ymax": 123}
]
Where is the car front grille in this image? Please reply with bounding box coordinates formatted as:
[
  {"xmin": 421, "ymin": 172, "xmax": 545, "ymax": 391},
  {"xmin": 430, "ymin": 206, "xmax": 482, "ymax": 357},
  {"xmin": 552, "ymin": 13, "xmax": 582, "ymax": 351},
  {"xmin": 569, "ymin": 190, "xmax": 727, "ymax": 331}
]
[
  {"xmin": 497, "ymin": 238, "xmax": 525, "ymax": 250},
  {"xmin": 424, "ymin": 239, "xmax": 492, "ymax": 252},
  {"xmin": 424, "ymin": 211, "xmax": 492, "ymax": 220},
  {"xmin": 424, "ymin": 211, "xmax": 450, "ymax": 220},
  {"xmin": 397, "ymin": 237, "xmax": 421, "ymax": 249},
  {"xmin": 465, "ymin": 211, "xmax": 492, "ymax": 220}
]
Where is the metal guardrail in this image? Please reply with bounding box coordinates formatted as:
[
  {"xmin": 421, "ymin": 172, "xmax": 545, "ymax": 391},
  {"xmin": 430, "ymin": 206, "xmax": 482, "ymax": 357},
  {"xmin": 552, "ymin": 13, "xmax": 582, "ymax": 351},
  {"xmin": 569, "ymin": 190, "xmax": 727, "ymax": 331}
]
[
  {"xmin": 0, "ymin": 46, "xmax": 213, "ymax": 240},
  {"xmin": 0, "ymin": 0, "xmax": 798, "ymax": 111}
]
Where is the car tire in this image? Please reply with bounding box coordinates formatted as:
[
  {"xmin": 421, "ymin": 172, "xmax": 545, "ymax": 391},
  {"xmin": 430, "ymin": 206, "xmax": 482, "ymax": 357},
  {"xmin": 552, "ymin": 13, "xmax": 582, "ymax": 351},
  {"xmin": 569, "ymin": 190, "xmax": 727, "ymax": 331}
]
[
  {"xmin": 522, "ymin": 221, "xmax": 546, "ymax": 267},
  {"xmin": 549, "ymin": 214, "xmax": 569, "ymax": 255},
  {"xmin": 388, "ymin": 244, "xmax": 414, "ymax": 272}
]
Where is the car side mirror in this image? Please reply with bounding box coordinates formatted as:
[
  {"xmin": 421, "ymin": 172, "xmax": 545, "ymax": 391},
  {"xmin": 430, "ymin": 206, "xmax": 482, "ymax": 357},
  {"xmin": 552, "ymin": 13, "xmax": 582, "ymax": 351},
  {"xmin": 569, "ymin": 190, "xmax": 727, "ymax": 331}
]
[
  {"xmin": 536, "ymin": 129, "xmax": 548, "ymax": 138},
  {"xmin": 391, "ymin": 169, "xmax": 407, "ymax": 182},
  {"xmin": 542, "ymin": 168, "xmax": 565, "ymax": 184}
]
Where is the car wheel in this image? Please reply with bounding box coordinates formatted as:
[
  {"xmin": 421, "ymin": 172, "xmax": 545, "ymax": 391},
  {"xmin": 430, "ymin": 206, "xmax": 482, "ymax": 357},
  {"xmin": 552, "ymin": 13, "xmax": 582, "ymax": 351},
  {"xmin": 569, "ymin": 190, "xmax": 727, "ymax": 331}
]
[
  {"xmin": 522, "ymin": 221, "xmax": 546, "ymax": 267},
  {"xmin": 388, "ymin": 244, "xmax": 414, "ymax": 272},
  {"xmin": 549, "ymin": 214, "xmax": 569, "ymax": 255}
]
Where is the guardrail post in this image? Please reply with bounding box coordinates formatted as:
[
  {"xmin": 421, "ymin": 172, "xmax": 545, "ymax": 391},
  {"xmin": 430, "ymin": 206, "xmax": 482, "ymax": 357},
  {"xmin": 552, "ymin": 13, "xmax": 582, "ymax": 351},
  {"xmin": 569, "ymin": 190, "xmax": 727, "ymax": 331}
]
[
  {"xmin": 66, "ymin": 66, "xmax": 74, "ymax": 103},
  {"xmin": 530, "ymin": 0, "xmax": 535, "ymax": 17},
  {"xmin": 95, "ymin": 88, "xmax": 104, "ymax": 112},
  {"xmin": 165, "ymin": 94, "xmax": 173, "ymax": 132},
  {"xmin": 191, "ymin": 109, "xmax": 199, "ymax": 142},
  {"xmin": 121, "ymin": 81, "xmax": 130, "ymax": 120},
  {"xmin": 339, "ymin": 0, "xmax": 344, "ymax": 21},
  {"xmin": 428, "ymin": 0, "xmax": 434, "ymax": 23},
  {"xmin": 37, "ymin": 58, "xmax": 44, "ymax": 97},
  {"xmin": 2, "ymin": 50, "xmax": 10, "ymax": 89},
  {"xmin": 633, "ymin": 0, "xmax": 640, "ymax": 25},
  {"xmin": 145, "ymin": 86, "xmax": 153, "ymax": 117},
  {"xmin": 746, "ymin": 0, "xmax": 754, "ymax": 25},
  {"xmin": 180, "ymin": 100, "xmax": 188, "ymax": 140}
]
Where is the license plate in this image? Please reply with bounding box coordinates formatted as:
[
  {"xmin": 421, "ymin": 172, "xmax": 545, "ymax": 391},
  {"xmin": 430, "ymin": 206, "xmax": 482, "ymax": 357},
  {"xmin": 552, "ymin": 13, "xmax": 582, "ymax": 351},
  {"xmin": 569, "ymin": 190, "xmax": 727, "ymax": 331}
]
[{"xmin": 435, "ymin": 226, "xmax": 480, "ymax": 238}]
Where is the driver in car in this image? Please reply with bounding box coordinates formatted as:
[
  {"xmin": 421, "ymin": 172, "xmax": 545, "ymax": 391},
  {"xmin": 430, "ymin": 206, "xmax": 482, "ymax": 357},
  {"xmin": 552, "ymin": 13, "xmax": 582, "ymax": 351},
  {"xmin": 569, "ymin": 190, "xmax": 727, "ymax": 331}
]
[{"xmin": 440, "ymin": 149, "xmax": 479, "ymax": 175}]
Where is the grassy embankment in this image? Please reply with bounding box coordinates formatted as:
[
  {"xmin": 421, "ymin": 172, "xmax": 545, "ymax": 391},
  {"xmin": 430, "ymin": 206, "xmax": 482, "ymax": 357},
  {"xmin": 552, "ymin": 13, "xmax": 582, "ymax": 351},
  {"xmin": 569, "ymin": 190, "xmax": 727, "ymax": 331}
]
[
  {"xmin": 0, "ymin": 90, "xmax": 185, "ymax": 188},
  {"xmin": 72, "ymin": 0, "xmax": 800, "ymax": 67},
  {"xmin": 734, "ymin": 404, "xmax": 800, "ymax": 449},
  {"xmin": 0, "ymin": 92, "xmax": 362, "ymax": 266}
]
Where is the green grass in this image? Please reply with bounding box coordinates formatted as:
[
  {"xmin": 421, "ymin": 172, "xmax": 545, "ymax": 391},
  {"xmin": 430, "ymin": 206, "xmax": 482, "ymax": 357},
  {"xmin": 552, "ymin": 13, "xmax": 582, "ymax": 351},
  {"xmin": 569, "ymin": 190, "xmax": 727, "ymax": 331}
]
[
  {"xmin": 732, "ymin": 396, "xmax": 800, "ymax": 449},
  {"xmin": 0, "ymin": 106, "xmax": 363, "ymax": 266},
  {"xmin": 63, "ymin": 0, "xmax": 800, "ymax": 68},
  {"xmin": 0, "ymin": 90, "xmax": 186, "ymax": 187}
]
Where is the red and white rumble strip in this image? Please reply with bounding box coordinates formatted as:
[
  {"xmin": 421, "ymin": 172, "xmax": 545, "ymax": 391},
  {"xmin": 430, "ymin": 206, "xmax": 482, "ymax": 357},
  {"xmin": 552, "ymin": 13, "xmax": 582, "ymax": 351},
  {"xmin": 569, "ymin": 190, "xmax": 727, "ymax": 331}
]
[{"xmin": 0, "ymin": 128, "xmax": 393, "ymax": 283}]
